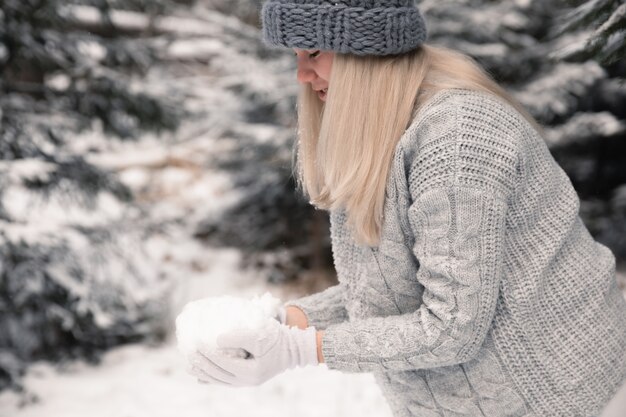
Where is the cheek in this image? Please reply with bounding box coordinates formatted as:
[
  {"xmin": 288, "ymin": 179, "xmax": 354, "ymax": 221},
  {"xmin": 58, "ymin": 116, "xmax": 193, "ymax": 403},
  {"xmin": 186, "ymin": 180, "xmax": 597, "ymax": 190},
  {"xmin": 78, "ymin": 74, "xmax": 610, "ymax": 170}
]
[
  {"xmin": 318, "ymin": 55, "xmax": 333, "ymax": 81},
  {"xmin": 322, "ymin": 63, "xmax": 333, "ymax": 81}
]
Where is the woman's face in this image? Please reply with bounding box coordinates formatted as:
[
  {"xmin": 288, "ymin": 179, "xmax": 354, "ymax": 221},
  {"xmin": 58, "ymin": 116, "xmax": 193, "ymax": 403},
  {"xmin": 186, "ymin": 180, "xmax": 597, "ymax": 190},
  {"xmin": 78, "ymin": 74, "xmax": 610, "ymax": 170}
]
[{"xmin": 293, "ymin": 48, "xmax": 334, "ymax": 101}]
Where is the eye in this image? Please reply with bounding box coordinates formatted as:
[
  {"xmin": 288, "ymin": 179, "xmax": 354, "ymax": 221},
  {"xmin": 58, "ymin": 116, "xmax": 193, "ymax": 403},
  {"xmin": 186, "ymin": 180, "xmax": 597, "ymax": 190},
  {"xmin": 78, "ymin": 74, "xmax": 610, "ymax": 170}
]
[{"xmin": 294, "ymin": 50, "xmax": 321, "ymax": 59}]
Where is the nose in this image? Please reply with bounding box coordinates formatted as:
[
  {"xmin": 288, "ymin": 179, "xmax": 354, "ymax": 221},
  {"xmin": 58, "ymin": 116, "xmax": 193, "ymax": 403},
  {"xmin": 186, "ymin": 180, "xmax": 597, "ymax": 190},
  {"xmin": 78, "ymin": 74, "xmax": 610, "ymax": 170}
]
[{"xmin": 296, "ymin": 60, "xmax": 316, "ymax": 85}]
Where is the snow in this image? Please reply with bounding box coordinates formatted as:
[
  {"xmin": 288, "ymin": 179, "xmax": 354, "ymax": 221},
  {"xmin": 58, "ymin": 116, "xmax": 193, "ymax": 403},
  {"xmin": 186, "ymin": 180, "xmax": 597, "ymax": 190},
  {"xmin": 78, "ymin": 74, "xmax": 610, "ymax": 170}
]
[
  {"xmin": 513, "ymin": 61, "xmax": 606, "ymax": 121},
  {"xmin": 61, "ymin": 5, "xmax": 251, "ymax": 38},
  {"xmin": 1, "ymin": 186, "xmax": 126, "ymax": 227},
  {"xmin": 166, "ymin": 39, "xmax": 224, "ymax": 61},
  {"xmin": 501, "ymin": 11, "xmax": 528, "ymax": 30},
  {"xmin": 0, "ymin": 343, "xmax": 393, "ymax": 417},
  {"xmin": 118, "ymin": 167, "xmax": 151, "ymax": 190},
  {"xmin": 0, "ymin": 245, "xmax": 395, "ymax": 417},
  {"xmin": 0, "ymin": 158, "xmax": 56, "ymax": 183},
  {"xmin": 544, "ymin": 111, "xmax": 626, "ymax": 148},
  {"xmin": 60, "ymin": 5, "xmax": 151, "ymax": 33},
  {"xmin": 548, "ymin": 30, "xmax": 594, "ymax": 61},
  {"xmin": 175, "ymin": 292, "xmax": 282, "ymax": 357},
  {"xmin": 85, "ymin": 142, "xmax": 172, "ymax": 171},
  {"xmin": 76, "ymin": 40, "xmax": 107, "ymax": 62},
  {"xmin": 44, "ymin": 73, "xmax": 72, "ymax": 92}
]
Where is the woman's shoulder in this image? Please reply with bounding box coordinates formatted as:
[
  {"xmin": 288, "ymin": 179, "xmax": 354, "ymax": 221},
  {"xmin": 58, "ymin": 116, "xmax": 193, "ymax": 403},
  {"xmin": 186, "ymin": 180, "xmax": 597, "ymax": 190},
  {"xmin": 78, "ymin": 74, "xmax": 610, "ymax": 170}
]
[
  {"xmin": 399, "ymin": 88, "xmax": 531, "ymax": 151},
  {"xmin": 397, "ymin": 88, "xmax": 536, "ymax": 162},
  {"xmin": 397, "ymin": 88, "xmax": 530, "ymax": 197}
]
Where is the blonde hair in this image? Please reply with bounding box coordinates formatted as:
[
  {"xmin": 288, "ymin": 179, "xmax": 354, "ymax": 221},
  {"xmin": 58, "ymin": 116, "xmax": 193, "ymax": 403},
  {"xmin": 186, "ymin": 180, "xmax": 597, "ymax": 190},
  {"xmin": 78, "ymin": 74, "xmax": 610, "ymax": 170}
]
[{"xmin": 293, "ymin": 44, "xmax": 543, "ymax": 247}]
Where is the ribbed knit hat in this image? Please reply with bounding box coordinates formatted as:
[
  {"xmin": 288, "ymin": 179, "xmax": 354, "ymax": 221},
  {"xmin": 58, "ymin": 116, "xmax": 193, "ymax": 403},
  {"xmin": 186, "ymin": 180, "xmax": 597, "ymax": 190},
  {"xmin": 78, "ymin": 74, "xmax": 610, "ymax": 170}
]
[{"xmin": 260, "ymin": 0, "xmax": 428, "ymax": 56}]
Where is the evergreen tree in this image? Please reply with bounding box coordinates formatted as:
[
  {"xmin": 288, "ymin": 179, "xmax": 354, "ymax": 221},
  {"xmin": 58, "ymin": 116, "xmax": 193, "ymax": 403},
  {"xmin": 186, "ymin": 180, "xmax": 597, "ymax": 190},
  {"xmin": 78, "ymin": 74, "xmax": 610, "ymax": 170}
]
[
  {"xmin": 189, "ymin": 1, "xmax": 334, "ymax": 286},
  {"xmin": 545, "ymin": 0, "xmax": 626, "ymax": 260},
  {"xmin": 0, "ymin": 0, "xmax": 183, "ymax": 391}
]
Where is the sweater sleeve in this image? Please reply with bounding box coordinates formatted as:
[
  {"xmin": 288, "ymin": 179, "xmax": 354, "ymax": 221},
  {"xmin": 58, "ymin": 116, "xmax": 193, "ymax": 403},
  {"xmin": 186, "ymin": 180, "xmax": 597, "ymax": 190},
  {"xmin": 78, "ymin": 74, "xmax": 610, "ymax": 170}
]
[
  {"xmin": 320, "ymin": 92, "xmax": 519, "ymax": 373},
  {"xmin": 321, "ymin": 187, "xmax": 508, "ymax": 372},
  {"xmin": 284, "ymin": 283, "xmax": 349, "ymax": 330}
]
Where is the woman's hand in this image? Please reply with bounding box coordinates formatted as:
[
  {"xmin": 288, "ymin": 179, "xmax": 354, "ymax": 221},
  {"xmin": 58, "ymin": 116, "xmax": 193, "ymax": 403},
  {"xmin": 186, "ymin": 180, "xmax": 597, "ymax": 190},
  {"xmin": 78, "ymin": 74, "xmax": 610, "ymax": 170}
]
[{"xmin": 188, "ymin": 320, "xmax": 318, "ymax": 387}]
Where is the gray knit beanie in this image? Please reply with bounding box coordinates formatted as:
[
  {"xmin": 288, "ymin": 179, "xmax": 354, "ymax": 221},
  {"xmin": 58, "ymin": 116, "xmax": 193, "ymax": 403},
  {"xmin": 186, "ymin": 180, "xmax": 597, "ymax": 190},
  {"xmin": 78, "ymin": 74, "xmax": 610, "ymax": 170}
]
[{"xmin": 260, "ymin": 0, "xmax": 428, "ymax": 56}]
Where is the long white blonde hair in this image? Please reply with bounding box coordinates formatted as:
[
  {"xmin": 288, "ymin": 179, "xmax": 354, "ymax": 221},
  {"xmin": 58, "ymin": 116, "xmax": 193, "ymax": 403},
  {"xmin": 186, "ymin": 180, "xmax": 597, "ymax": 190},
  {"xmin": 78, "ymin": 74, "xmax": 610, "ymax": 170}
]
[{"xmin": 293, "ymin": 43, "xmax": 542, "ymax": 247}]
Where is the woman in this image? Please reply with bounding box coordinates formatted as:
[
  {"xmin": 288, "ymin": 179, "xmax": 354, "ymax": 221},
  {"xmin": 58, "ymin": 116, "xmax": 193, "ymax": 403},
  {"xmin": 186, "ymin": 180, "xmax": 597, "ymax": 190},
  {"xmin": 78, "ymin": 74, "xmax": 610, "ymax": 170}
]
[{"xmin": 189, "ymin": 1, "xmax": 626, "ymax": 416}]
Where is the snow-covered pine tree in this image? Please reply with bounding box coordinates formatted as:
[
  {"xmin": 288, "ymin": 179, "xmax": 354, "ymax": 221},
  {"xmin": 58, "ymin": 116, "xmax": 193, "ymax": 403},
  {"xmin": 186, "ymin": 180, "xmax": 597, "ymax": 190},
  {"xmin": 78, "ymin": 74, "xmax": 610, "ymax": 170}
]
[
  {"xmin": 545, "ymin": 0, "xmax": 626, "ymax": 261},
  {"xmin": 0, "ymin": 0, "xmax": 183, "ymax": 391},
  {"xmin": 549, "ymin": 0, "xmax": 626, "ymax": 66},
  {"xmin": 188, "ymin": 1, "xmax": 335, "ymax": 287}
]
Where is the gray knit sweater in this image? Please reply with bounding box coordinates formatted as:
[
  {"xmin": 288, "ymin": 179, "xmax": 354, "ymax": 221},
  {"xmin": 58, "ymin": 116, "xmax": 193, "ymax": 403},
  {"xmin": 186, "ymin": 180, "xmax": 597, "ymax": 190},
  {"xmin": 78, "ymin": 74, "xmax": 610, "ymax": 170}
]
[{"xmin": 285, "ymin": 88, "xmax": 626, "ymax": 417}]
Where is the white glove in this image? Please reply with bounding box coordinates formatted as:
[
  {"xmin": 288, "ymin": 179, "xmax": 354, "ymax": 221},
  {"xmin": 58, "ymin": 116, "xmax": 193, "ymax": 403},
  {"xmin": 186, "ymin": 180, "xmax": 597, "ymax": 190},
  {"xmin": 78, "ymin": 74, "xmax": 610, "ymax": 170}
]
[{"xmin": 188, "ymin": 319, "xmax": 318, "ymax": 387}]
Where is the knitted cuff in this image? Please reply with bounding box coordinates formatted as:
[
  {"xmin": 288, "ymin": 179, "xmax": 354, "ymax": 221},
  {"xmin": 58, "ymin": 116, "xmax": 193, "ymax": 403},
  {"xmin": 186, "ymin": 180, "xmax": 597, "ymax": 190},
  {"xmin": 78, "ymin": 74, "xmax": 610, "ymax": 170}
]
[{"xmin": 320, "ymin": 324, "xmax": 361, "ymax": 372}]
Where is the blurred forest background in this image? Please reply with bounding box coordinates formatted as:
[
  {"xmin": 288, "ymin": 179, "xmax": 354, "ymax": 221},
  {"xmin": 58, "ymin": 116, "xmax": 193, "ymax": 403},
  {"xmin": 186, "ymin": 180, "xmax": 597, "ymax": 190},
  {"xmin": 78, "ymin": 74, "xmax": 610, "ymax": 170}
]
[{"xmin": 0, "ymin": 0, "xmax": 625, "ymax": 404}]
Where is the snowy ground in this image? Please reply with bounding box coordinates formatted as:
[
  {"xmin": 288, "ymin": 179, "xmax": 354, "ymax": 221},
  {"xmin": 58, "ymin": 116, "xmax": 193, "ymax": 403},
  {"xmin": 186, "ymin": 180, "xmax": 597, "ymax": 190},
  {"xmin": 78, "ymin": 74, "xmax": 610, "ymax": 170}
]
[
  {"xmin": 0, "ymin": 247, "xmax": 393, "ymax": 417},
  {"xmin": 0, "ymin": 343, "xmax": 392, "ymax": 417}
]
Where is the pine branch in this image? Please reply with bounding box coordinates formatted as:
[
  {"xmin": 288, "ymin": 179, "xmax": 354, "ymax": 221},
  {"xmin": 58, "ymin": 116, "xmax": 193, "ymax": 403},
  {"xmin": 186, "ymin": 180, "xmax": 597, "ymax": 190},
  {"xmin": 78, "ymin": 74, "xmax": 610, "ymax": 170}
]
[
  {"xmin": 512, "ymin": 61, "xmax": 607, "ymax": 123},
  {"xmin": 551, "ymin": 0, "xmax": 617, "ymax": 36},
  {"xmin": 544, "ymin": 111, "xmax": 626, "ymax": 148},
  {"xmin": 550, "ymin": 0, "xmax": 626, "ymax": 64}
]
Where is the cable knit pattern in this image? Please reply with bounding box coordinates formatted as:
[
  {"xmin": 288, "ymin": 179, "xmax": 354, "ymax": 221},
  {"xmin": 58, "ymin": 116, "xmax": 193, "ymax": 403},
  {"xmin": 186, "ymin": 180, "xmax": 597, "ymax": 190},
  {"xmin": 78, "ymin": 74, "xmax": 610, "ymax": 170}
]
[
  {"xmin": 260, "ymin": 0, "xmax": 427, "ymax": 56},
  {"xmin": 289, "ymin": 88, "xmax": 626, "ymax": 416}
]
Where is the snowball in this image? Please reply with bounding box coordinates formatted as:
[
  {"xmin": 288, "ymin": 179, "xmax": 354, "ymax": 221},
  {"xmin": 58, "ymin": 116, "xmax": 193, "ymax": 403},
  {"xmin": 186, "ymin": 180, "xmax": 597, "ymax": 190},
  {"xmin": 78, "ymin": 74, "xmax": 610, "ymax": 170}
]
[{"xmin": 175, "ymin": 292, "xmax": 282, "ymax": 359}]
